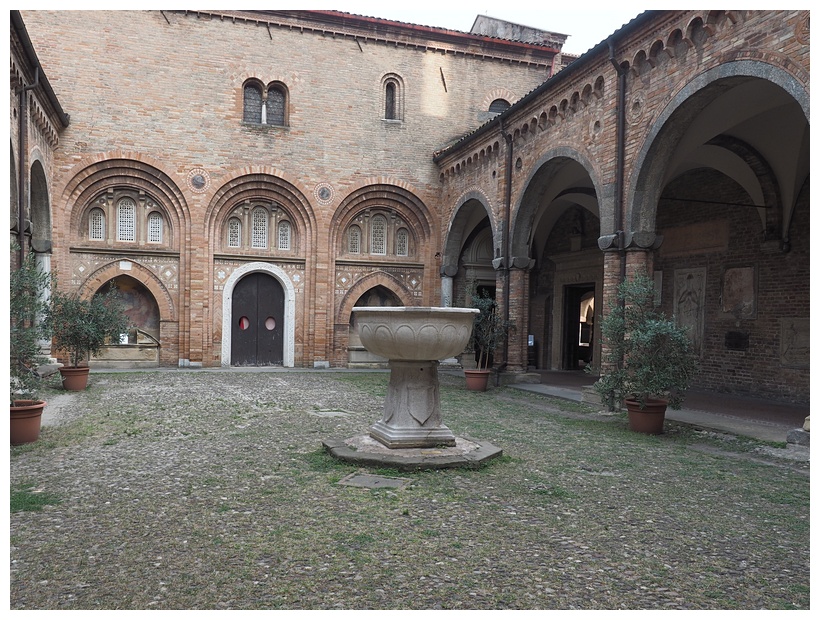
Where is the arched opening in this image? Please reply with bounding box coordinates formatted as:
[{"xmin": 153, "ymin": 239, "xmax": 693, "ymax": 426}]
[
  {"xmin": 630, "ymin": 69, "xmax": 809, "ymax": 402},
  {"xmin": 90, "ymin": 275, "xmax": 161, "ymax": 368},
  {"xmin": 348, "ymin": 285, "xmax": 402, "ymax": 368}
]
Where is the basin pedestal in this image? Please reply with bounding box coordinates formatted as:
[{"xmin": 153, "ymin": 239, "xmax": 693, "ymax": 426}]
[
  {"xmin": 351, "ymin": 306, "xmax": 478, "ymax": 450},
  {"xmin": 369, "ymin": 359, "xmax": 455, "ymax": 448}
]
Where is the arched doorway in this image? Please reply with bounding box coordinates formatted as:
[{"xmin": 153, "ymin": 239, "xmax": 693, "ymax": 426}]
[
  {"xmin": 231, "ymin": 272, "xmax": 285, "ymax": 366},
  {"xmin": 91, "ymin": 275, "xmax": 162, "ymax": 367},
  {"xmin": 221, "ymin": 262, "xmax": 296, "ymax": 368},
  {"xmin": 348, "ymin": 285, "xmax": 402, "ymax": 367}
]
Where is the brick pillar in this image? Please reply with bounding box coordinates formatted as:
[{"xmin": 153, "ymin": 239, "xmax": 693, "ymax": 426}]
[
  {"xmin": 598, "ymin": 249, "xmax": 622, "ymax": 376},
  {"xmin": 505, "ymin": 266, "xmax": 530, "ymax": 373}
]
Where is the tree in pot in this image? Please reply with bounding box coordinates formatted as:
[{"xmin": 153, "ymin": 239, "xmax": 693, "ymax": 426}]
[
  {"xmin": 465, "ymin": 289, "xmax": 511, "ymax": 391},
  {"xmin": 591, "ymin": 270, "xmax": 698, "ymax": 434},
  {"xmin": 45, "ymin": 286, "xmax": 131, "ymax": 391},
  {"xmin": 10, "ymin": 246, "xmax": 52, "ymax": 444}
]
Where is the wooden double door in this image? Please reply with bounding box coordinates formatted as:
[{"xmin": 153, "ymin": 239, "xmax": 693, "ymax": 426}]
[{"xmin": 231, "ymin": 272, "xmax": 284, "ymax": 366}]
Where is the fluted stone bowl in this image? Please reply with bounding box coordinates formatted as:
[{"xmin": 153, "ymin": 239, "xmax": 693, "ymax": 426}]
[{"xmin": 352, "ymin": 306, "xmax": 478, "ymax": 361}]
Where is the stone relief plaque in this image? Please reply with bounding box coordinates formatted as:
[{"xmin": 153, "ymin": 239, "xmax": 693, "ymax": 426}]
[
  {"xmin": 673, "ymin": 268, "xmax": 706, "ymax": 356},
  {"xmin": 721, "ymin": 266, "xmax": 756, "ymax": 319},
  {"xmin": 780, "ymin": 318, "xmax": 809, "ymax": 368}
]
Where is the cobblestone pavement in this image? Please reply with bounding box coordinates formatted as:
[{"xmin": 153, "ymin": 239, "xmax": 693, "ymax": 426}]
[{"xmin": 10, "ymin": 370, "xmax": 810, "ymax": 610}]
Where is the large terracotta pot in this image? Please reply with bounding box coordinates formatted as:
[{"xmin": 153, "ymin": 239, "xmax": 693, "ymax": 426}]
[
  {"xmin": 464, "ymin": 369, "xmax": 491, "ymax": 392},
  {"xmin": 60, "ymin": 366, "xmax": 91, "ymax": 391},
  {"xmin": 11, "ymin": 399, "xmax": 46, "ymax": 445},
  {"xmin": 624, "ymin": 397, "xmax": 668, "ymax": 434}
]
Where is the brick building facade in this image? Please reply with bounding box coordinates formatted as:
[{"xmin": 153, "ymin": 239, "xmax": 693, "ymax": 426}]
[{"xmin": 11, "ymin": 10, "xmax": 810, "ymax": 404}]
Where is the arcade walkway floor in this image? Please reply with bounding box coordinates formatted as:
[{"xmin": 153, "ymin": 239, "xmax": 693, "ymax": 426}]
[{"xmin": 516, "ymin": 370, "xmax": 809, "ymax": 444}]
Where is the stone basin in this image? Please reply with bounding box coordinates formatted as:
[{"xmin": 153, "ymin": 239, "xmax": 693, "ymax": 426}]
[
  {"xmin": 351, "ymin": 306, "xmax": 479, "ymax": 449},
  {"xmin": 352, "ymin": 306, "xmax": 478, "ymax": 361}
]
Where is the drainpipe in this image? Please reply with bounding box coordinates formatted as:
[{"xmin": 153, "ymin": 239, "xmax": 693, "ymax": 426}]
[
  {"xmin": 608, "ymin": 38, "xmax": 628, "ymax": 286},
  {"xmin": 496, "ymin": 118, "xmax": 513, "ymax": 385},
  {"xmin": 17, "ymin": 67, "xmax": 40, "ymax": 268}
]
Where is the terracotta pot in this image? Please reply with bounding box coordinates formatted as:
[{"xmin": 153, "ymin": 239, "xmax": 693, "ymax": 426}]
[
  {"xmin": 60, "ymin": 366, "xmax": 91, "ymax": 391},
  {"xmin": 624, "ymin": 397, "xmax": 668, "ymax": 435},
  {"xmin": 11, "ymin": 399, "xmax": 46, "ymax": 445},
  {"xmin": 465, "ymin": 369, "xmax": 491, "ymax": 392}
]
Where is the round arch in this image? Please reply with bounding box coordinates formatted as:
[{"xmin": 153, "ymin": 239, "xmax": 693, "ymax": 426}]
[
  {"xmin": 628, "ymin": 60, "xmax": 810, "ymax": 240},
  {"xmin": 441, "ymin": 189, "xmax": 497, "ymax": 276},
  {"xmin": 336, "ymin": 271, "xmax": 415, "ymax": 325},
  {"xmin": 221, "ymin": 262, "xmax": 296, "ymax": 367},
  {"xmin": 511, "ymin": 147, "xmax": 604, "ymax": 259},
  {"xmin": 77, "ymin": 259, "xmax": 176, "ymax": 323}
]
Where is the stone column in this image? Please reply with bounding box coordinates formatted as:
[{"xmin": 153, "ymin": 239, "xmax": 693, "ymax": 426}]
[{"xmin": 441, "ymin": 275, "xmax": 453, "ymax": 308}]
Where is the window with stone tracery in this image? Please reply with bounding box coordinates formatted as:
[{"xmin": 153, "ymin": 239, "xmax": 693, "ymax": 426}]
[
  {"xmin": 228, "ymin": 217, "xmax": 241, "ymax": 248},
  {"xmin": 348, "ymin": 225, "xmax": 361, "ymax": 254},
  {"xmin": 147, "ymin": 212, "xmax": 163, "ymax": 244},
  {"xmin": 371, "ymin": 215, "xmax": 387, "ymax": 255},
  {"xmin": 278, "ymin": 221, "xmax": 291, "ymax": 250},
  {"xmin": 396, "ymin": 228, "xmax": 408, "ymax": 257},
  {"xmin": 89, "ymin": 208, "xmax": 105, "ymax": 240},
  {"xmin": 251, "ymin": 207, "xmax": 268, "ymax": 249},
  {"xmin": 117, "ymin": 198, "xmax": 136, "ymax": 242}
]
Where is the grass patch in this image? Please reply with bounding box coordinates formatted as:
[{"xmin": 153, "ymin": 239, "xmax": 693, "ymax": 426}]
[{"xmin": 10, "ymin": 484, "xmax": 62, "ymax": 513}]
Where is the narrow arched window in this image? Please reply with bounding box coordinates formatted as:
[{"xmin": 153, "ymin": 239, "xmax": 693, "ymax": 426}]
[
  {"xmin": 147, "ymin": 212, "xmax": 163, "ymax": 244},
  {"xmin": 385, "ymin": 82, "xmax": 396, "ymax": 120},
  {"xmin": 266, "ymin": 85, "xmax": 286, "ymax": 126},
  {"xmin": 396, "ymin": 228, "xmax": 409, "ymax": 257},
  {"xmin": 382, "ymin": 75, "xmax": 403, "ymax": 121},
  {"xmin": 89, "ymin": 208, "xmax": 105, "ymax": 240},
  {"xmin": 371, "ymin": 215, "xmax": 386, "ymax": 255},
  {"xmin": 243, "ymin": 83, "xmax": 263, "ymax": 123},
  {"xmin": 348, "ymin": 225, "xmax": 361, "ymax": 254},
  {"xmin": 117, "ymin": 198, "xmax": 136, "ymax": 242},
  {"xmin": 251, "ymin": 207, "xmax": 268, "ymax": 249},
  {"xmin": 228, "ymin": 217, "xmax": 242, "ymax": 248},
  {"xmin": 278, "ymin": 220, "xmax": 291, "ymax": 250}
]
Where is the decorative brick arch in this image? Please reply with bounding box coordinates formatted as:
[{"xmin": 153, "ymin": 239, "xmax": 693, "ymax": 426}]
[
  {"xmin": 58, "ymin": 153, "xmax": 189, "ymax": 240},
  {"xmin": 205, "ymin": 167, "xmax": 316, "ymax": 258},
  {"xmin": 331, "ymin": 179, "xmax": 433, "ymax": 251},
  {"xmin": 441, "ymin": 189, "xmax": 497, "ymax": 276},
  {"xmin": 511, "ymin": 146, "xmax": 604, "ymax": 259},
  {"xmin": 336, "ymin": 271, "xmax": 415, "ymax": 325},
  {"xmin": 221, "ymin": 262, "xmax": 296, "ymax": 367},
  {"xmin": 77, "ymin": 259, "xmax": 176, "ymax": 323}
]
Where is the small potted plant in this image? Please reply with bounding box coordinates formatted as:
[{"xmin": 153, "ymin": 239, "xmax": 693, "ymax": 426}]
[
  {"xmin": 465, "ymin": 288, "xmax": 511, "ymax": 391},
  {"xmin": 45, "ymin": 286, "xmax": 131, "ymax": 391},
  {"xmin": 592, "ymin": 270, "xmax": 698, "ymax": 434},
  {"xmin": 10, "ymin": 246, "xmax": 52, "ymax": 444}
]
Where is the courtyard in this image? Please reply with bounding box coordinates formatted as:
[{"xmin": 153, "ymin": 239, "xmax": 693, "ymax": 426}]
[{"xmin": 9, "ymin": 369, "xmax": 810, "ymax": 610}]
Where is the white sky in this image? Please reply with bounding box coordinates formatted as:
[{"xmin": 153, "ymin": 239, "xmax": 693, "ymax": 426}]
[{"xmin": 330, "ymin": 2, "xmax": 643, "ymax": 56}]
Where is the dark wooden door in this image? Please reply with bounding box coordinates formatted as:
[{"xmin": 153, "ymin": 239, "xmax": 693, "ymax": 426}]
[{"xmin": 231, "ymin": 272, "xmax": 284, "ymax": 366}]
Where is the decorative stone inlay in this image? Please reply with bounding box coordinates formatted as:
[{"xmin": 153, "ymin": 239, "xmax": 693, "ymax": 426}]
[
  {"xmin": 314, "ymin": 182, "xmax": 334, "ymax": 205},
  {"xmin": 187, "ymin": 168, "xmax": 211, "ymax": 193},
  {"xmin": 627, "ymin": 90, "xmax": 647, "ymax": 125}
]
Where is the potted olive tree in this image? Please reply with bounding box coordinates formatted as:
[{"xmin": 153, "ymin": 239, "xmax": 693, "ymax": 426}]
[
  {"xmin": 464, "ymin": 289, "xmax": 510, "ymax": 391},
  {"xmin": 592, "ymin": 270, "xmax": 698, "ymax": 434},
  {"xmin": 45, "ymin": 287, "xmax": 131, "ymax": 391},
  {"xmin": 10, "ymin": 246, "xmax": 52, "ymax": 444}
]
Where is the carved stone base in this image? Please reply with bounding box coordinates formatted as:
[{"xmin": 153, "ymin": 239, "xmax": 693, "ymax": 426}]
[{"xmin": 369, "ymin": 360, "xmax": 456, "ymax": 448}]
